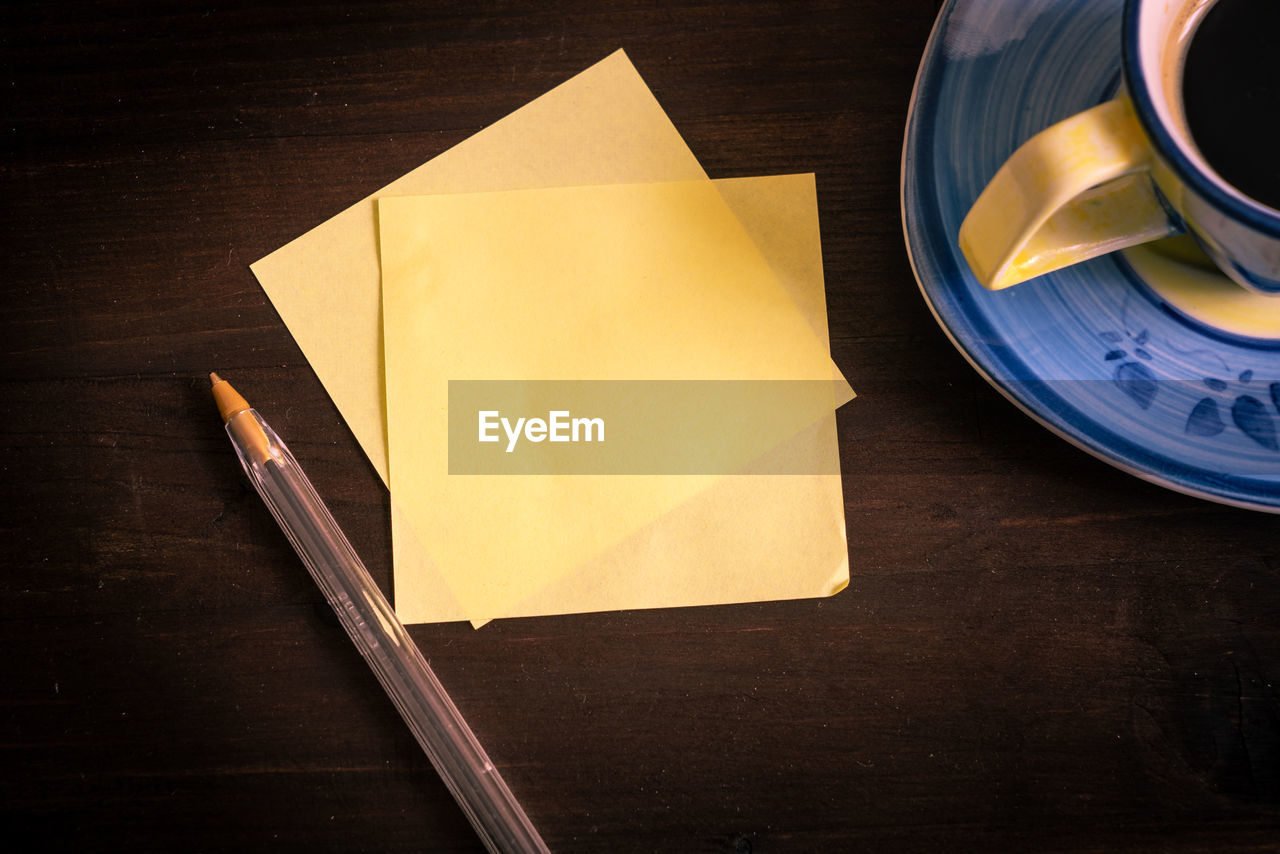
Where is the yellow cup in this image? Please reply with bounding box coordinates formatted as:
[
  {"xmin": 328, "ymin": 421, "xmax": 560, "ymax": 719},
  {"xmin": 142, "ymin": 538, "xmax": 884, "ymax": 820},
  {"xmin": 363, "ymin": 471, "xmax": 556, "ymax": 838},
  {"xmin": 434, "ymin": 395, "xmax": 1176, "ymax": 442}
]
[{"xmin": 959, "ymin": 0, "xmax": 1280, "ymax": 295}]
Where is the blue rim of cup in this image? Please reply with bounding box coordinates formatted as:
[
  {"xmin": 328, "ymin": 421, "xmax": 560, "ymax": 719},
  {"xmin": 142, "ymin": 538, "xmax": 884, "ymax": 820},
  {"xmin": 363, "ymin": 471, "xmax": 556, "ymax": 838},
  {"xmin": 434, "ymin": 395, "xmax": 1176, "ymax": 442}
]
[{"xmin": 1121, "ymin": 0, "xmax": 1280, "ymax": 239}]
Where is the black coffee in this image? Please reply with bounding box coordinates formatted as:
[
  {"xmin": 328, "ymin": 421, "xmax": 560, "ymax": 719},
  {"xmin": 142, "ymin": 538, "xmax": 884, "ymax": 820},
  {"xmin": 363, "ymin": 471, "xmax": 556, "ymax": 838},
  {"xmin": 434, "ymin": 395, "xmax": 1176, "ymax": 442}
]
[{"xmin": 1181, "ymin": 0, "xmax": 1280, "ymax": 210}]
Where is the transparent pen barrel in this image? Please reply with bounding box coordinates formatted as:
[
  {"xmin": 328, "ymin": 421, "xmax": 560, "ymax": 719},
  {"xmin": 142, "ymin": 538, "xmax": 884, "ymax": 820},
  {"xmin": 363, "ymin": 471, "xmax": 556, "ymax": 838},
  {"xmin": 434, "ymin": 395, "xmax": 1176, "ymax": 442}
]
[{"xmin": 229, "ymin": 411, "xmax": 548, "ymax": 854}]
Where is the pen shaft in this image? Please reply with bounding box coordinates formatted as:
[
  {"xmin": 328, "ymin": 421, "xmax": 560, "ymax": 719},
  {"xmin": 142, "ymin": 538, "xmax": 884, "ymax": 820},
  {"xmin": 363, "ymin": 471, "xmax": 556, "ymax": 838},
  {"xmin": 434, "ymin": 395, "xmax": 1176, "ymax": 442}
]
[{"xmin": 228, "ymin": 409, "xmax": 548, "ymax": 854}]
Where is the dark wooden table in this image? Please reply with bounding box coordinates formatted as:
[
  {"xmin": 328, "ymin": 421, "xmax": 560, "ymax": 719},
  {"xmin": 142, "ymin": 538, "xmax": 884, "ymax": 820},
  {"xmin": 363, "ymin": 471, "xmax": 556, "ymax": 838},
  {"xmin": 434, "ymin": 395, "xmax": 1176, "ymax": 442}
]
[{"xmin": 5, "ymin": 1, "xmax": 1280, "ymax": 851}]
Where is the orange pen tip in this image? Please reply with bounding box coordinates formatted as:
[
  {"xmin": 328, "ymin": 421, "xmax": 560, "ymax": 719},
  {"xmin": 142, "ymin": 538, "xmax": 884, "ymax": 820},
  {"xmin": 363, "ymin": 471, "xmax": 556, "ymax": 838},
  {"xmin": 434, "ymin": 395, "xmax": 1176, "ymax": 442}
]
[{"xmin": 210, "ymin": 372, "xmax": 251, "ymax": 423}]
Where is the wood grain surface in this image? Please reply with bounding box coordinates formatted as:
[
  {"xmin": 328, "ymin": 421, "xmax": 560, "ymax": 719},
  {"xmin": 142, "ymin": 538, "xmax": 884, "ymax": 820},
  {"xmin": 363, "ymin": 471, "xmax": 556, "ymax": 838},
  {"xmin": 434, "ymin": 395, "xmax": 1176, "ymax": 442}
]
[{"xmin": 4, "ymin": 1, "xmax": 1279, "ymax": 851}]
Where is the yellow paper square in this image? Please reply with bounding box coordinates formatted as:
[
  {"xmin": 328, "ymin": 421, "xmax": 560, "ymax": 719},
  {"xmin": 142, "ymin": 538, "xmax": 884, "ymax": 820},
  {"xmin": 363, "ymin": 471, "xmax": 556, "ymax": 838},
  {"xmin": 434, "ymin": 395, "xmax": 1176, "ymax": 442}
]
[
  {"xmin": 393, "ymin": 173, "xmax": 851, "ymax": 624},
  {"xmin": 380, "ymin": 180, "xmax": 852, "ymax": 622},
  {"xmin": 249, "ymin": 50, "xmax": 853, "ymax": 624}
]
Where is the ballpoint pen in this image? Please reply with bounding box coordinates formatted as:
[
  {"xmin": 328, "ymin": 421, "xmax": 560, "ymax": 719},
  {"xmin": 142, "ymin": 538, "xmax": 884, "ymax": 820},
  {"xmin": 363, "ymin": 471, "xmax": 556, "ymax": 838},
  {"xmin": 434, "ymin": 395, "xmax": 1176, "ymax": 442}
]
[{"xmin": 210, "ymin": 373, "xmax": 549, "ymax": 854}]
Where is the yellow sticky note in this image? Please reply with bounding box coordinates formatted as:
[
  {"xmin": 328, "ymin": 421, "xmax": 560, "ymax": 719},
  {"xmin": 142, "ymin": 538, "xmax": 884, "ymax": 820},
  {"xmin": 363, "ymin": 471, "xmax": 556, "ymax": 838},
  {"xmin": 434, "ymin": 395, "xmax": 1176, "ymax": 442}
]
[
  {"xmin": 249, "ymin": 50, "xmax": 853, "ymax": 624},
  {"xmin": 380, "ymin": 180, "xmax": 853, "ymax": 622},
  {"xmin": 391, "ymin": 173, "xmax": 852, "ymax": 624}
]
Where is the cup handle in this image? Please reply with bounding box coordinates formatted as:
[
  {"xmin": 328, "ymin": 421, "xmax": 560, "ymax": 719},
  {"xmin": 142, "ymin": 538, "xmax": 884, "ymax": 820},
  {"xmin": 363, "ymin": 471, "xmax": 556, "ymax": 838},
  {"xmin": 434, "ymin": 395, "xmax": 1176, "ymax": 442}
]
[{"xmin": 958, "ymin": 97, "xmax": 1183, "ymax": 290}]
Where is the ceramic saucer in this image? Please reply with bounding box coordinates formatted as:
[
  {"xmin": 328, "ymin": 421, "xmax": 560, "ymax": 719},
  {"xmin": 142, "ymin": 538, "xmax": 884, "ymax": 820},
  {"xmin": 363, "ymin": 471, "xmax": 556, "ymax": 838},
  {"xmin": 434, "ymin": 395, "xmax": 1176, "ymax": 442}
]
[{"xmin": 901, "ymin": 0, "xmax": 1280, "ymax": 511}]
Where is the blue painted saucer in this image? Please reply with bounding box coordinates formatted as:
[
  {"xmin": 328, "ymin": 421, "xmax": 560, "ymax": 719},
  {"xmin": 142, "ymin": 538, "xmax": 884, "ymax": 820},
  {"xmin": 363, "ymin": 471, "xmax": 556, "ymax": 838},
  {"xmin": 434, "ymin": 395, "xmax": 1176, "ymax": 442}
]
[{"xmin": 901, "ymin": 0, "xmax": 1280, "ymax": 511}]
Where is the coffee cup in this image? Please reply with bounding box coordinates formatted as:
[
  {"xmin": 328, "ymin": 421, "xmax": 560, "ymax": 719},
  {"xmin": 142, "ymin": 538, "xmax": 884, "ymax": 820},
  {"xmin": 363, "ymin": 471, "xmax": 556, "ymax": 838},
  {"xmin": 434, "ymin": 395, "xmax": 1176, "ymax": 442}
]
[{"xmin": 958, "ymin": 0, "xmax": 1280, "ymax": 294}]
